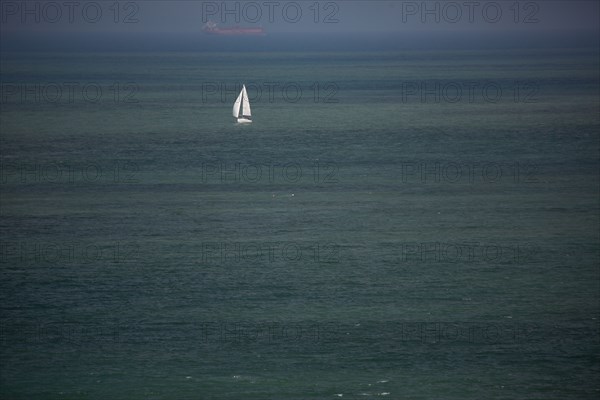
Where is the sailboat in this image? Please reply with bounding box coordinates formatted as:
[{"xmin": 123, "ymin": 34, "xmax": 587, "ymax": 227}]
[{"xmin": 233, "ymin": 84, "xmax": 252, "ymax": 123}]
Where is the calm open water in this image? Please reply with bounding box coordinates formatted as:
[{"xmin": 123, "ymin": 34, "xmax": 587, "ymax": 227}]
[{"xmin": 1, "ymin": 49, "xmax": 599, "ymax": 399}]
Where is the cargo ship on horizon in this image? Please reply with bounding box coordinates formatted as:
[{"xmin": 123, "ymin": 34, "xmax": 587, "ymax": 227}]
[{"xmin": 202, "ymin": 21, "xmax": 266, "ymax": 36}]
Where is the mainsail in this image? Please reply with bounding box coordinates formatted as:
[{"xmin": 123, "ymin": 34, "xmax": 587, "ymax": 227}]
[{"xmin": 241, "ymin": 85, "xmax": 251, "ymax": 117}]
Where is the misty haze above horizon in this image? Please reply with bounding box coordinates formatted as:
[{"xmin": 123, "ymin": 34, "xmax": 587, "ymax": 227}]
[{"xmin": 1, "ymin": 0, "xmax": 598, "ymax": 51}]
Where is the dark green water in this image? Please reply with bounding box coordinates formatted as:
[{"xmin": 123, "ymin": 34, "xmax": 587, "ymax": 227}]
[{"xmin": 1, "ymin": 49, "xmax": 599, "ymax": 399}]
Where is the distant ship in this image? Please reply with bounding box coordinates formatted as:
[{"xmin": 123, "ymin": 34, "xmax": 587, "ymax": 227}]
[{"xmin": 202, "ymin": 21, "xmax": 265, "ymax": 36}]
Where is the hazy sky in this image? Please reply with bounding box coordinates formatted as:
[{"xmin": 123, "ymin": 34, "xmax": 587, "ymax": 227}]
[{"xmin": 1, "ymin": 1, "xmax": 598, "ymax": 50}]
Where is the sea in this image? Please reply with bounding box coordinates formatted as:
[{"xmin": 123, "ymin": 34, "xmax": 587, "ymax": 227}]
[{"xmin": 1, "ymin": 47, "xmax": 599, "ymax": 399}]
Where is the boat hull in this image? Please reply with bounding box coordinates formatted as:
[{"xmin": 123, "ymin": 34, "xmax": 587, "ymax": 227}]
[
  {"xmin": 204, "ymin": 28, "xmax": 265, "ymax": 36},
  {"xmin": 236, "ymin": 117, "xmax": 252, "ymax": 124}
]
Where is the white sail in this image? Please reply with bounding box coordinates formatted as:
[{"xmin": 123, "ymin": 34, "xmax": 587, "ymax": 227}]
[
  {"xmin": 232, "ymin": 89, "xmax": 243, "ymax": 118},
  {"xmin": 241, "ymin": 85, "xmax": 251, "ymax": 117},
  {"xmin": 233, "ymin": 84, "xmax": 252, "ymax": 123}
]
